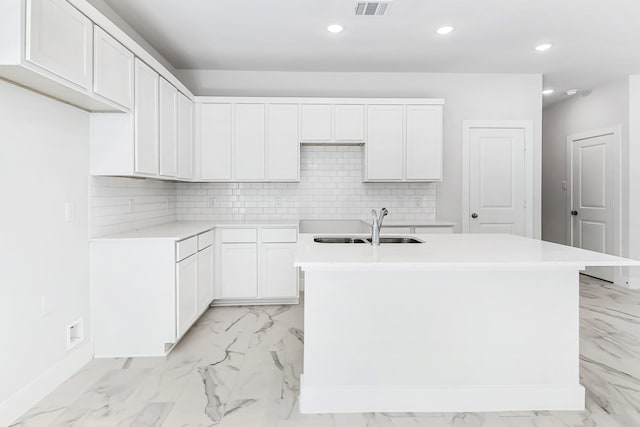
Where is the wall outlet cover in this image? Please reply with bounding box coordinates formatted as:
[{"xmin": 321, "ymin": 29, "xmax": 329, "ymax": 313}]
[{"xmin": 66, "ymin": 318, "xmax": 85, "ymax": 351}]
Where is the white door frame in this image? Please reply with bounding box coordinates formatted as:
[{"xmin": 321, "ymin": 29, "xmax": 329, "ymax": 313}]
[
  {"xmin": 462, "ymin": 120, "xmax": 534, "ymax": 237},
  {"xmin": 566, "ymin": 125, "xmax": 622, "ymax": 258}
]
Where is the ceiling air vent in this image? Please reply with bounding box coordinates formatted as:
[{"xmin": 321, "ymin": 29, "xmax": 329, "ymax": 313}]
[{"xmin": 354, "ymin": 1, "xmax": 393, "ymax": 16}]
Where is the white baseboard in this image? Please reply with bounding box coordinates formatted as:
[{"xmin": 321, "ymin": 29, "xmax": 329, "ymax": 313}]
[
  {"xmin": 0, "ymin": 343, "xmax": 93, "ymax": 427},
  {"xmin": 299, "ymin": 376, "xmax": 585, "ymax": 413}
]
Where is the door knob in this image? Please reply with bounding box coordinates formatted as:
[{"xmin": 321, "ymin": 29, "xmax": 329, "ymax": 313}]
[
  {"xmin": 471, "ymin": 213, "xmax": 478, "ymax": 219},
  {"xmin": 571, "ymin": 210, "xmax": 578, "ymax": 216}
]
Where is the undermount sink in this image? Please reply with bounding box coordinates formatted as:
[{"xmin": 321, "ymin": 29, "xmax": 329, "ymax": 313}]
[
  {"xmin": 375, "ymin": 237, "xmax": 424, "ymax": 244},
  {"xmin": 313, "ymin": 236, "xmax": 368, "ymax": 244},
  {"xmin": 313, "ymin": 235, "xmax": 425, "ymax": 244}
]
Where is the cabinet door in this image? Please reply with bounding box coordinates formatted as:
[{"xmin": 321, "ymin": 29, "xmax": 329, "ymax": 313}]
[
  {"xmin": 177, "ymin": 93, "xmax": 194, "ymax": 180},
  {"xmin": 134, "ymin": 59, "xmax": 159, "ymax": 175},
  {"xmin": 159, "ymin": 78, "xmax": 178, "ymax": 177},
  {"xmin": 366, "ymin": 105, "xmax": 404, "ymax": 180},
  {"xmin": 261, "ymin": 243, "xmax": 298, "ymax": 298},
  {"xmin": 234, "ymin": 104, "xmax": 265, "ymax": 180},
  {"xmin": 199, "ymin": 103, "xmax": 232, "ymax": 180},
  {"xmin": 334, "ymin": 105, "xmax": 365, "ymax": 142},
  {"xmin": 93, "ymin": 26, "xmax": 133, "ymax": 109},
  {"xmin": 220, "ymin": 244, "xmax": 258, "ymax": 298},
  {"xmin": 301, "ymin": 104, "xmax": 331, "ymax": 142},
  {"xmin": 177, "ymin": 254, "xmax": 198, "ymax": 338},
  {"xmin": 197, "ymin": 245, "xmax": 214, "ymax": 311},
  {"xmin": 267, "ymin": 104, "xmax": 299, "ymax": 181},
  {"xmin": 26, "ymin": 0, "xmax": 92, "ymax": 89},
  {"xmin": 406, "ymin": 105, "xmax": 443, "ymax": 181}
]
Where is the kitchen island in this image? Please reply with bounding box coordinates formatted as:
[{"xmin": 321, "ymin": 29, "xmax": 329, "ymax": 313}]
[{"xmin": 294, "ymin": 233, "xmax": 640, "ymax": 413}]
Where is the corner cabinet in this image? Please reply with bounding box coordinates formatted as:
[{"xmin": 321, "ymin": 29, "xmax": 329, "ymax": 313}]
[
  {"xmin": 91, "ymin": 228, "xmax": 215, "ymax": 357},
  {"xmin": 90, "ymin": 59, "xmax": 195, "ymax": 180},
  {"xmin": 214, "ymin": 226, "xmax": 299, "ymax": 305},
  {"xmin": 364, "ymin": 104, "xmax": 443, "ymax": 182}
]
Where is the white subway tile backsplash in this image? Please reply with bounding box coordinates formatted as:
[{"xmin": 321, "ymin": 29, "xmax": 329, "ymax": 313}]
[
  {"xmin": 177, "ymin": 146, "xmax": 436, "ymax": 222},
  {"xmin": 90, "ymin": 177, "xmax": 177, "ymax": 237}
]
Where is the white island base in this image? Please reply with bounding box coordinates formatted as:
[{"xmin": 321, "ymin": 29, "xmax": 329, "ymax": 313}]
[{"xmin": 300, "ymin": 268, "xmax": 584, "ymax": 413}]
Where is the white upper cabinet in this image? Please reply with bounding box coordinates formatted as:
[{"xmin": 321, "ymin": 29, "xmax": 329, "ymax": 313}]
[
  {"xmin": 177, "ymin": 93, "xmax": 194, "ymax": 180},
  {"xmin": 406, "ymin": 105, "xmax": 443, "ymax": 181},
  {"xmin": 25, "ymin": 0, "xmax": 93, "ymax": 89},
  {"xmin": 365, "ymin": 104, "xmax": 444, "ymax": 182},
  {"xmin": 134, "ymin": 59, "xmax": 159, "ymax": 175},
  {"xmin": 334, "ymin": 105, "xmax": 365, "ymax": 142},
  {"xmin": 267, "ymin": 104, "xmax": 299, "ymax": 181},
  {"xmin": 93, "ymin": 26, "xmax": 133, "ymax": 109},
  {"xmin": 301, "ymin": 104, "xmax": 365, "ymax": 143},
  {"xmin": 301, "ymin": 104, "xmax": 332, "ymax": 142},
  {"xmin": 234, "ymin": 104, "xmax": 266, "ymax": 180},
  {"xmin": 198, "ymin": 103, "xmax": 232, "ymax": 180},
  {"xmin": 366, "ymin": 105, "xmax": 404, "ymax": 180},
  {"xmin": 159, "ymin": 77, "xmax": 178, "ymax": 178}
]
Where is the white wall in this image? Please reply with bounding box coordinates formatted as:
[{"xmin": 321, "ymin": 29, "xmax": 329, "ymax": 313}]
[
  {"xmin": 90, "ymin": 177, "xmax": 177, "ymax": 238},
  {"xmin": 178, "ymin": 146, "xmax": 436, "ymax": 222},
  {"xmin": 628, "ymin": 76, "xmax": 640, "ymax": 286},
  {"xmin": 178, "ymin": 70, "xmax": 543, "ymax": 234},
  {"xmin": 541, "ymin": 78, "xmax": 630, "ymax": 246},
  {"xmin": 0, "ymin": 81, "xmax": 93, "ymax": 425}
]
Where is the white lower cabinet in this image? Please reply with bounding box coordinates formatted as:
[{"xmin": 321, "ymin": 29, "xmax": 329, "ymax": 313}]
[
  {"xmin": 215, "ymin": 226, "xmax": 299, "ymax": 304},
  {"xmin": 261, "ymin": 243, "xmax": 298, "ymax": 298},
  {"xmin": 198, "ymin": 245, "xmax": 214, "ymax": 310},
  {"xmin": 91, "ymin": 227, "xmax": 215, "ymax": 357},
  {"xmin": 177, "ymin": 253, "xmax": 198, "ymax": 337},
  {"xmin": 220, "ymin": 244, "xmax": 258, "ymax": 298}
]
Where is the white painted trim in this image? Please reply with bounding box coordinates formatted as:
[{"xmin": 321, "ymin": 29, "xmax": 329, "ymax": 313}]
[
  {"xmin": 299, "ymin": 378, "xmax": 585, "ymax": 413},
  {"xmin": 462, "ymin": 120, "xmax": 535, "ymax": 237},
  {"xmin": 566, "ymin": 126, "xmax": 623, "ymax": 284},
  {"xmin": 194, "ymin": 96, "xmax": 445, "ymax": 105},
  {"xmin": 0, "ymin": 343, "xmax": 93, "ymax": 427}
]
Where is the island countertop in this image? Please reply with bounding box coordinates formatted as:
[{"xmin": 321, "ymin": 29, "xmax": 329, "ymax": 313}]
[{"xmin": 294, "ymin": 233, "xmax": 640, "ymax": 271}]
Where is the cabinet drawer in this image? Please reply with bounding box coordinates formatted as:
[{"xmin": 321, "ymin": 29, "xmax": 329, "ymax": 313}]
[
  {"xmin": 262, "ymin": 228, "xmax": 297, "ymax": 243},
  {"xmin": 220, "ymin": 228, "xmax": 257, "ymax": 243},
  {"xmin": 176, "ymin": 236, "xmax": 198, "ymax": 261},
  {"xmin": 198, "ymin": 230, "xmax": 214, "ymax": 250}
]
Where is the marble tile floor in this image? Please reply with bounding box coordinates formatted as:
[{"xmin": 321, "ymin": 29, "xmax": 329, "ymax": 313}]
[{"xmin": 11, "ymin": 275, "xmax": 640, "ymax": 427}]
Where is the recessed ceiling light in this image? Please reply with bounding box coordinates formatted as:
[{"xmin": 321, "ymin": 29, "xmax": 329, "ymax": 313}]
[
  {"xmin": 566, "ymin": 89, "xmax": 578, "ymax": 96},
  {"xmin": 535, "ymin": 43, "xmax": 553, "ymax": 52},
  {"xmin": 327, "ymin": 24, "xmax": 343, "ymax": 33},
  {"xmin": 542, "ymin": 89, "xmax": 554, "ymax": 95},
  {"xmin": 436, "ymin": 26, "xmax": 454, "ymax": 35}
]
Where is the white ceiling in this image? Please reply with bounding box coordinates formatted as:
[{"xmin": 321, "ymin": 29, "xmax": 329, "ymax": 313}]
[{"xmin": 97, "ymin": 0, "xmax": 640, "ymax": 103}]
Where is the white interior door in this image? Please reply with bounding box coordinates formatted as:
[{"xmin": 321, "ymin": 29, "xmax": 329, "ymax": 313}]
[
  {"xmin": 569, "ymin": 129, "xmax": 618, "ymax": 281},
  {"xmin": 467, "ymin": 127, "xmax": 527, "ymax": 235}
]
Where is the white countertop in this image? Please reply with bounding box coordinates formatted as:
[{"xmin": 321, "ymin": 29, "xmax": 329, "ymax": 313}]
[
  {"xmin": 92, "ymin": 220, "xmax": 298, "ymax": 241},
  {"xmin": 294, "ymin": 233, "xmax": 640, "ymax": 271}
]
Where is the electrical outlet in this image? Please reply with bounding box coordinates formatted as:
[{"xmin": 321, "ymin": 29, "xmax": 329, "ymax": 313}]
[
  {"xmin": 128, "ymin": 198, "xmax": 135, "ymax": 213},
  {"xmin": 64, "ymin": 202, "xmax": 74, "ymax": 222},
  {"xmin": 561, "ymin": 180, "xmax": 567, "ymax": 191},
  {"xmin": 208, "ymin": 197, "xmax": 216, "ymax": 208},
  {"xmin": 66, "ymin": 318, "xmax": 84, "ymax": 351},
  {"xmin": 414, "ymin": 197, "xmax": 421, "ymax": 207}
]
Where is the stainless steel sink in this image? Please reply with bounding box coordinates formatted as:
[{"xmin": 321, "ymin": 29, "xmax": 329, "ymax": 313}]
[
  {"xmin": 370, "ymin": 237, "xmax": 424, "ymax": 244},
  {"xmin": 313, "ymin": 236, "xmax": 368, "ymax": 244},
  {"xmin": 313, "ymin": 235, "xmax": 424, "ymax": 244}
]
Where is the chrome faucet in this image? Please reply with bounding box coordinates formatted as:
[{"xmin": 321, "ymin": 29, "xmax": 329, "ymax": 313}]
[{"xmin": 371, "ymin": 208, "xmax": 388, "ymax": 246}]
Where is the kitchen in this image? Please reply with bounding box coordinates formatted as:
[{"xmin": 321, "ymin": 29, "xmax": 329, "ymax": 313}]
[{"xmin": 2, "ymin": 0, "xmax": 640, "ymax": 426}]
